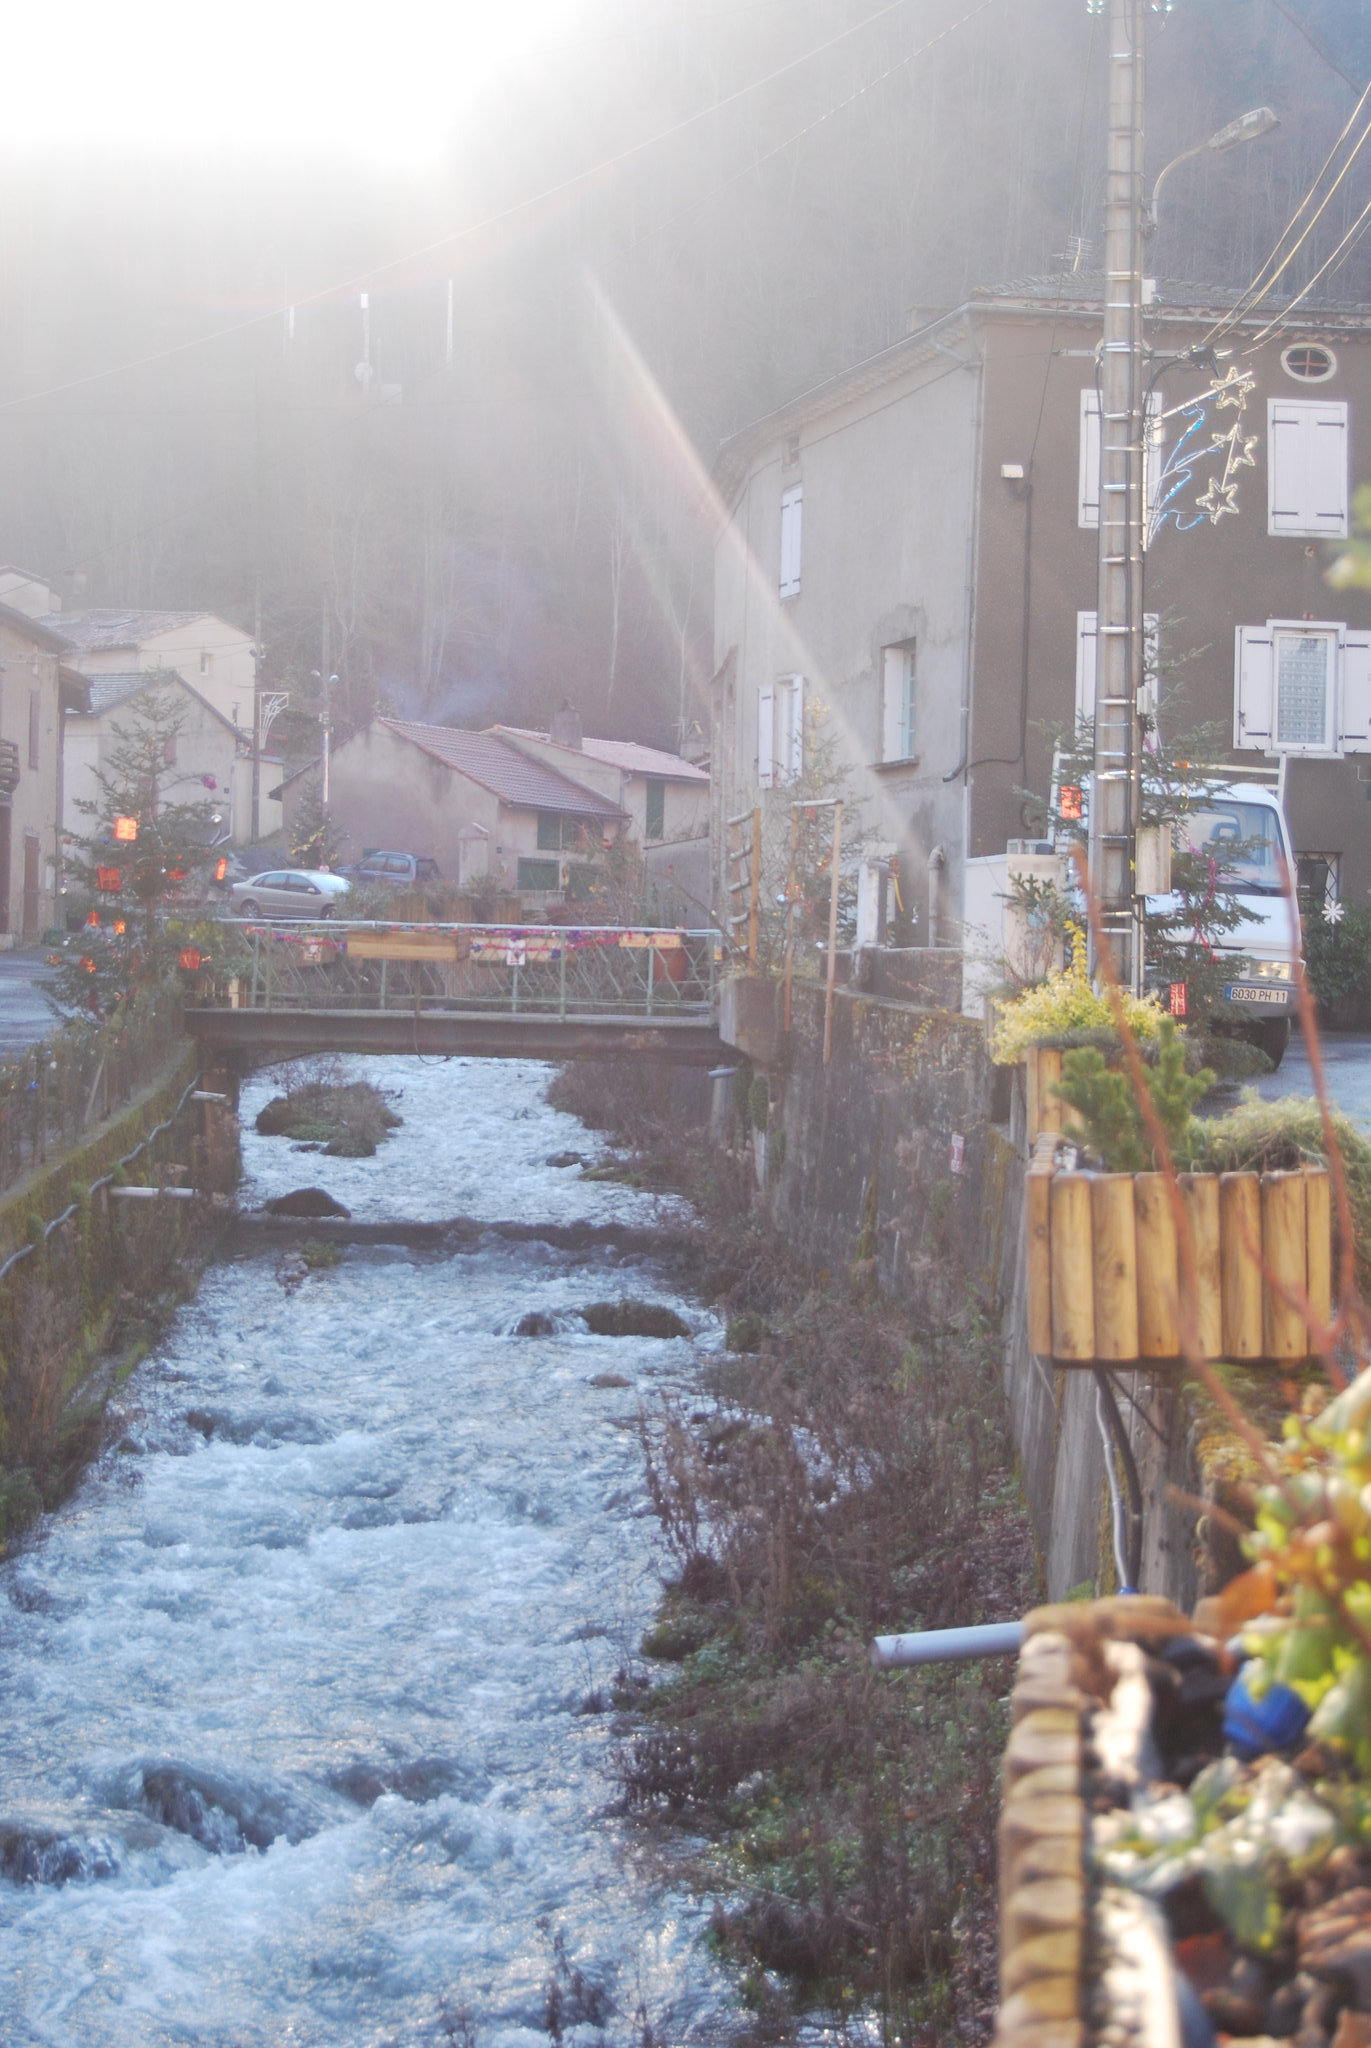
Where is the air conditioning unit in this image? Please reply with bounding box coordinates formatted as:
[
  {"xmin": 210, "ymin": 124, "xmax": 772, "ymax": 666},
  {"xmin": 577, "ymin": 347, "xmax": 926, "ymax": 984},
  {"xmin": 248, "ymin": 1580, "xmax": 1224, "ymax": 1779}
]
[{"xmin": 1006, "ymin": 838, "xmax": 1054, "ymax": 856}]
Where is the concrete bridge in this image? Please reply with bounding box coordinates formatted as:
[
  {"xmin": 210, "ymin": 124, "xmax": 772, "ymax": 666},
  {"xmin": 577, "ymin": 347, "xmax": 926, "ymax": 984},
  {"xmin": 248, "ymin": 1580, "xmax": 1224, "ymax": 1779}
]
[{"xmin": 182, "ymin": 921, "xmax": 728, "ymax": 1068}]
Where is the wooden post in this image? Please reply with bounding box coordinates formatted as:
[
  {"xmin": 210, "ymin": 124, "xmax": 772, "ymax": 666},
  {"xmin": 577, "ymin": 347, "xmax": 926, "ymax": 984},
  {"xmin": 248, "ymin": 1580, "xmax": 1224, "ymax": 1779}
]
[
  {"xmin": 1050, "ymin": 1172, "xmax": 1095, "ymax": 1361},
  {"xmin": 1026, "ymin": 1165, "xmax": 1053, "ymax": 1356},
  {"xmin": 1134, "ymin": 1172, "xmax": 1178, "ymax": 1358},
  {"xmin": 748, "ymin": 805, "xmax": 761, "ymax": 968},
  {"xmin": 823, "ymin": 800, "xmax": 843, "ymax": 1067},
  {"xmin": 783, "ymin": 807, "xmax": 799, "ymax": 1035},
  {"xmin": 1262, "ymin": 1170, "xmax": 1308, "ymax": 1360},
  {"xmin": 1220, "ymin": 1172, "xmax": 1264, "ymax": 1360},
  {"xmin": 1305, "ymin": 1167, "xmax": 1332, "ymax": 1335},
  {"xmin": 1092, "ymin": 1173, "xmax": 1138, "ymax": 1361},
  {"xmin": 1025, "ymin": 1047, "xmax": 1041, "ymax": 1145},
  {"xmin": 1180, "ymin": 1173, "xmax": 1223, "ymax": 1359}
]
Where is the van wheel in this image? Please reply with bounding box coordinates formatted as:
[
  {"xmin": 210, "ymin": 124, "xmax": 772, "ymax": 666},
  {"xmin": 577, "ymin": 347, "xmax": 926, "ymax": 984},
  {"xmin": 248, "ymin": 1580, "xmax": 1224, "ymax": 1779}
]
[{"xmin": 1250, "ymin": 1017, "xmax": 1291, "ymax": 1069}]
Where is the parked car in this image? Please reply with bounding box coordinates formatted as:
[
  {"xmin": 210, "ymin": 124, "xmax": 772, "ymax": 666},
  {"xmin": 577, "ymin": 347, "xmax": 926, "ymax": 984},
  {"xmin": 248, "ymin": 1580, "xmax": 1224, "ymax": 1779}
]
[
  {"xmin": 227, "ymin": 870, "xmax": 351, "ymax": 919},
  {"xmin": 345, "ymin": 851, "xmax": 441, "ymax": 888}
]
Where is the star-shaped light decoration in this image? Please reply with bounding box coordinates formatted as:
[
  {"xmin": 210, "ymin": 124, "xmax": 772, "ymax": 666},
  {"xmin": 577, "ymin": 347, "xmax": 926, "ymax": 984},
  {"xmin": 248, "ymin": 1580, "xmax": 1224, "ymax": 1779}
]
[
  {"xmin": 1196, "ymin": 476, "xmax": 1239, "ymax": 522},
  {"xmin": 1214, "ymin": 367, "xmax": 1255, "ymax": 410},
  {"xmin": 1327, "ymin": 897, "xmax": 1346, "ymax": 925},
  {"xmin": 1230, "ymin": 433, "xmax": 1258, "ymax": 473}
]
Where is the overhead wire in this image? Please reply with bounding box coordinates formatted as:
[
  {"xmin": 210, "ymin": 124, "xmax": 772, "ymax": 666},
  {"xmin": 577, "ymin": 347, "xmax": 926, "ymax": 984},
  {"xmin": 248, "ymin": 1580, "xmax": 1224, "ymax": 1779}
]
[
  {"xmin": 631, "ymin": 0, "xmax": 1008, "ymax": 251},
  {"xmin": 1244, "ymin": 181, "xmax": 1371, "ymax": 348},
  {"xmin": 1201, "ymin": 66, "xmax": 1371, "ymax": 347},
  {"xmin": 0, "ymin": 0, "xmax": 925, "ymax": 420}
]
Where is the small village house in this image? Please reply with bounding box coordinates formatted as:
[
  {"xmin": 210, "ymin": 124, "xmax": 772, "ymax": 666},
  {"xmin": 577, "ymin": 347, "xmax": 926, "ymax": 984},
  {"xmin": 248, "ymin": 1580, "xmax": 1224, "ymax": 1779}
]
[{"xmin": 0, "ymin": 590, "xmax": 85, "ymax": 941}]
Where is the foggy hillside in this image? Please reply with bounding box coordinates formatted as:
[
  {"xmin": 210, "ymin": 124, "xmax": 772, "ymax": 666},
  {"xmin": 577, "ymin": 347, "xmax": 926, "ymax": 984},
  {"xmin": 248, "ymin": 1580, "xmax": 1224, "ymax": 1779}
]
[{"xmin": 0, "ymin": 0, "xmax": 1368, "ymax": 758}]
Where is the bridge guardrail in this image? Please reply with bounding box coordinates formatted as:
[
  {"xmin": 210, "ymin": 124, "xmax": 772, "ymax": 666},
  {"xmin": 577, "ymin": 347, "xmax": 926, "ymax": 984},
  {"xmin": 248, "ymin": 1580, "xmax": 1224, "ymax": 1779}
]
[{"xmin": 203, "ymin": 922, "xmax": 723, "ymax": 1023}]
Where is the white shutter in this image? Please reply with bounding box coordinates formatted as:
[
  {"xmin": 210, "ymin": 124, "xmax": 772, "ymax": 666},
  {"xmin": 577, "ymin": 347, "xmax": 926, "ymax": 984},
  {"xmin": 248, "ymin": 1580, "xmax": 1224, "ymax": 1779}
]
[
  {"xmin": 1268, "ymin": 399, "xmax": 1348, "ymax": 537},
  {"xmin": 756, "ymin": 682, "xmax": 775, "ymax": 788},
  {"xmin": 779, "ymin": 485, "xmax": 802, "ymax": 598},
  {"xmin": 1234, "ymin": 625, "xmax": 1275, "ymax": 750},
  {"xmin": 1078, "ymin": 390, "xmax": 1101, "ymax": 529},
  {"xmin": 782, "ymin": 675, "xmax": 805, "ymax": 780},
  {"xmin": 1339, "ymin": 627, "xmax": 1371, "ymax": 753},
  {"xmin": 881, "ymin": 649, "xmax": 907, "ymax": 761},
  {"xmin": 1075, "ymin": 611, "xmax": 1097, "ymax": 729},
  {"xmin": 1309, "ymin": 404, "xmax": 1349, "ymax": 537}
]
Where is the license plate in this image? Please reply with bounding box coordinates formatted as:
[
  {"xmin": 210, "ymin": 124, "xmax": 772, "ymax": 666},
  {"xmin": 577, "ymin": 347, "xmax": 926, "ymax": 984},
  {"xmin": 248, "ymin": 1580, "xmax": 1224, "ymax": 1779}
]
[{"xmin": 1225, "ymin": 983, "xmax": 1291, "ymax": 1007}]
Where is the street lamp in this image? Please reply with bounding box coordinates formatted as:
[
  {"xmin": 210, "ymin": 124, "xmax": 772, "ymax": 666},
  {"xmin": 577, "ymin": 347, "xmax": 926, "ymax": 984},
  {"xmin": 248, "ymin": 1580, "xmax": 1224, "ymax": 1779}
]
[
  {"xmin": 309, "ymin": 670, "xmax": 339, "ymax": 807},
  {"xmin": 1144, "ymin": 107, "xmax": 1279, "ymax": 236}
]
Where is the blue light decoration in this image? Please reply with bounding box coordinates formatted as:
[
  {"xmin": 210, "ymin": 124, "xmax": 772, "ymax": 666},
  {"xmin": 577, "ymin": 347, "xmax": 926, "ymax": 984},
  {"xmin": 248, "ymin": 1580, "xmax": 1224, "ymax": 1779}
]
[{"xmin": 1148, "ymin": 365, "xmax": 1257, "ymax": 545}]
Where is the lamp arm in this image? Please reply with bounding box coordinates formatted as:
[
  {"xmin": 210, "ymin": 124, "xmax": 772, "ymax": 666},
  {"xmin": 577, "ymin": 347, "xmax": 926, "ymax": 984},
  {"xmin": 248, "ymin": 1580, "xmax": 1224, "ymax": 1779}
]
[{"xmin": 1144, "ymin": 141, "xmax": 1209, "ymax": 236}]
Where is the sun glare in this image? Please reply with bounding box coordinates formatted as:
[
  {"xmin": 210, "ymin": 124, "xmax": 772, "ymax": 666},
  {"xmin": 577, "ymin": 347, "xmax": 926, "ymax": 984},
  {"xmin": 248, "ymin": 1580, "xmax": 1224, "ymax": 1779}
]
[{"xmin": 4, "ymin": 0, "xmax": 585, "ymax": 164}]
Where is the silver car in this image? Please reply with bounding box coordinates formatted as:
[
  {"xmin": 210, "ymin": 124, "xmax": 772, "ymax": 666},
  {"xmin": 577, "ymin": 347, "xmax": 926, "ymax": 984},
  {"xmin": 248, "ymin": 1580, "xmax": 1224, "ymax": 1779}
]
[{"xmin": 227, "ymin": 870, "xmax": 351, "ymax": 920}]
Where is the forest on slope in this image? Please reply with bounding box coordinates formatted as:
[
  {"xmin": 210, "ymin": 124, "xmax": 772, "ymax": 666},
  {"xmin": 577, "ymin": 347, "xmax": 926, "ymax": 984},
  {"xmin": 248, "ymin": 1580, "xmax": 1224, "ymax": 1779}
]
[{"xmin": 0, "ymin": 0, "xmax": 1368, "ymax": 759}]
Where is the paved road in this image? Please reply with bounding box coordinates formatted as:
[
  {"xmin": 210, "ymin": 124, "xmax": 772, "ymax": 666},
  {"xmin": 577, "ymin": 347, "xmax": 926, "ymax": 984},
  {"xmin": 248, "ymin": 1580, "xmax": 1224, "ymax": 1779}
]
[
  {"xmin": 1253, "ymin": 1027, "xmax": 1371, "ymax": 1128},
  {"xmin": 0, "ymin": 947, "xmax": 59, "ymax": 1056}
]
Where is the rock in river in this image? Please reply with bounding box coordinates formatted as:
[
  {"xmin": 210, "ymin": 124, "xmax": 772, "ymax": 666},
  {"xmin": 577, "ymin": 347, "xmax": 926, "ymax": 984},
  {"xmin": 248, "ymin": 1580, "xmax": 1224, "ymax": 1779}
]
[
  {"xmin": 265, "ymin": 1188, "xmax": 351, "ymax": 1219},
  {"xmin": 581, "ymin": 1300, "xmax": 689, "ymax": 1340}
]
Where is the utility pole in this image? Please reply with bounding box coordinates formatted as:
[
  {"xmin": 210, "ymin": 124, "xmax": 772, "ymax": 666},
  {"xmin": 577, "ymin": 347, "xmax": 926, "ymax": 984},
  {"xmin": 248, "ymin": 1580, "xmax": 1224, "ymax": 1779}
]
[
  {"xmin": 1090, "ymin": 0, "xmax": 1146, "ymax": 992},
  {"xmin": 251, "ymin": 401, "xmax": 263, "ymax": 844}
]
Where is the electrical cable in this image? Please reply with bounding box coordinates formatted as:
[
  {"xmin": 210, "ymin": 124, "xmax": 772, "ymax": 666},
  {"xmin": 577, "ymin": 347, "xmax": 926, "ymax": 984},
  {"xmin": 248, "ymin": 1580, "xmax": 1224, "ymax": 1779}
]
[
  {"xmin": 632, "ymin": 0, "xmax": 1009, "ymax": 252},
  {"xmin": 1265, "ymin": 0, "xmax": 1366, "ymax": 97},
  {"xmin": 1093, "ymin": 1366, "xmax": 1143, "ymax": 1592},
  {"xmin": 1200, "ymin": 68, "xmax": 1371, "ymax": 348},
  {"xmin": 1243, "ymin": 182, "xmax": 1371, "ymax": 349},
  {"xmin": 0, "ymin": 0, "xmax": 925, "ymax": 421}
]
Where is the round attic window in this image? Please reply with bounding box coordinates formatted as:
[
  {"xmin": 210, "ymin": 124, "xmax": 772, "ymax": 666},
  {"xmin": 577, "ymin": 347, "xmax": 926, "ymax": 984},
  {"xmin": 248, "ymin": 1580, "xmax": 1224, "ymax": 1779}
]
[{"xmin": 1281, "ymin": 342, "xmax": 1337, "ymax": 383}]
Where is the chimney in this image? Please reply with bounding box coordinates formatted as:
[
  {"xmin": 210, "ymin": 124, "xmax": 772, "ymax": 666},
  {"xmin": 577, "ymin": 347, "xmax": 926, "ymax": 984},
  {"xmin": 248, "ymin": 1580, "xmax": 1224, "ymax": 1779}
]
[{"xmin": 548, "ymin": 699, "xmax": 583, "ymax": 749}]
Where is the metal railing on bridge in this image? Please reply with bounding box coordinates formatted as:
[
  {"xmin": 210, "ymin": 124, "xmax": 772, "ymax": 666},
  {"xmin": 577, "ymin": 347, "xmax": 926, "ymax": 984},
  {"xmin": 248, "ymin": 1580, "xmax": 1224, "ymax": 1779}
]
[{"xmin": 205, "ymin": 921, "xmax": 722, "ymax": 1024}]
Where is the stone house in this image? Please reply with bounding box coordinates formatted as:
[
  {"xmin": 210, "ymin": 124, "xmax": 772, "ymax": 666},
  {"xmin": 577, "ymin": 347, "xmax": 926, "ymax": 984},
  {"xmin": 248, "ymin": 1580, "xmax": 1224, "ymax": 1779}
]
[
  {"xmin": 710, "ymin": 282, "xmax": 1371, "ymax": 987},
  {"xmin": 61, "ymin": 671, "xmax": 282, "ymax": 850},
  {"xmin": 283, "ymin": 719, "xmax": 626, "ymax": 903},
  {"xmin": 0, "ymin": 597, "xmax": 85, "ymax": 941}
]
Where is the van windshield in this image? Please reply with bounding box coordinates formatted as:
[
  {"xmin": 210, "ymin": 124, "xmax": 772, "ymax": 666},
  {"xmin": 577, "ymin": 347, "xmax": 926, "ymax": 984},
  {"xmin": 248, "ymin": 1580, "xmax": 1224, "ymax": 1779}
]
[{"xmin": 1175, "ymin": 801, "xmax": 1285, "ymax": 894}]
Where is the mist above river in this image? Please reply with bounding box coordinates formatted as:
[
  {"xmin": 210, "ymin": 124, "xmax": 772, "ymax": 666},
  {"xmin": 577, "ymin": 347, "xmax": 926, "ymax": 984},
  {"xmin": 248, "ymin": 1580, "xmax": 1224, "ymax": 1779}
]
[{"xmin": 0, "ymin": 1057, "xmax": 730, "ymax": 2046}]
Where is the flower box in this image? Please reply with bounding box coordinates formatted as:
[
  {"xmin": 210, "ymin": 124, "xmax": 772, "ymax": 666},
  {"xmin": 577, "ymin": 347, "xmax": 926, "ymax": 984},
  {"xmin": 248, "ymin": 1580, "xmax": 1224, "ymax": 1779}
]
[{"xmin": 1025, "ymin": 1161, "xmax": 1331, "ymax": 1365}]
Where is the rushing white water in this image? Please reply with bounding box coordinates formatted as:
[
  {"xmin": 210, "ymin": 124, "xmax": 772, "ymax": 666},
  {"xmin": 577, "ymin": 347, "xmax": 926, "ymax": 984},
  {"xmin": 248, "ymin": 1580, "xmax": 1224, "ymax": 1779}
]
[{"xmin": 0, "ymin": 1057, "xmax": 732, "ymax": 2047}]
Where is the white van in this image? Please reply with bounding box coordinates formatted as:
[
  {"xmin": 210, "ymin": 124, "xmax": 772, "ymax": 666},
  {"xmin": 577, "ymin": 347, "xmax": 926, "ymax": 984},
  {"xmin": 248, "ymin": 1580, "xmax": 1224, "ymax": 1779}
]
[{"xmin": 1147, "ymin": 776, "xmax": 1301, "ymax": 1067}]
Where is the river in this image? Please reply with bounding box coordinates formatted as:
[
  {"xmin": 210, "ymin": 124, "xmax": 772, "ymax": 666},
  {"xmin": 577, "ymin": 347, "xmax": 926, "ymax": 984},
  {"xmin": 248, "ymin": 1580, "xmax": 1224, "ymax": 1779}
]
[{"xmin": 0, "ymin": 1056, "xmax": 735, "ymax": 2047}]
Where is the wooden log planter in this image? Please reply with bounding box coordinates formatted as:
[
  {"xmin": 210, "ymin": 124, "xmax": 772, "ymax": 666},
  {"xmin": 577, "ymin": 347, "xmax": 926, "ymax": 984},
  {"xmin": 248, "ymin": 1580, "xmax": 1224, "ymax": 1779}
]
[{"xmin": 1026, "ymin": 1159, "xmax": 1331, "ymax": 1365}]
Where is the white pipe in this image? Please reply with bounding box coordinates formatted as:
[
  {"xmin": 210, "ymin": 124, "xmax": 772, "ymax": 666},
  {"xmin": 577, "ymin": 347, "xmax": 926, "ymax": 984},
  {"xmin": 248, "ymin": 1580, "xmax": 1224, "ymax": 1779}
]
[{"xmin": 871, "ymin": 1621, "xmax": 1024, "ymax": 1668}]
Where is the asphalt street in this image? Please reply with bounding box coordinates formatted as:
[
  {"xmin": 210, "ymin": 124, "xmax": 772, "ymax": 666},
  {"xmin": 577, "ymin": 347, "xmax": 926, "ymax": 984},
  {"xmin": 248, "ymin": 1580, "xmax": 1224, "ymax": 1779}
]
[
  {"xmin": 1253, "ymin": 1026, "xmax": 1371, "ymax": 1129},
  {"xmin": 0, "ymin": 947, "xmax": 58, "ymax": 1056}
]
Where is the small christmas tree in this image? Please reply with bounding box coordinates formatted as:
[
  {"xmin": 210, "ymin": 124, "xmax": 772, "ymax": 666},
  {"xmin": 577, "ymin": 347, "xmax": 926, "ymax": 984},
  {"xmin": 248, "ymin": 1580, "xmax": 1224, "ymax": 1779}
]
[
  {"xmin": 289, "ymin": 784, "xmax": 344, "ymax": 871},
  {"xmin": 51, "ymin": 678, "xmax": 217, "ymax": 1019}
]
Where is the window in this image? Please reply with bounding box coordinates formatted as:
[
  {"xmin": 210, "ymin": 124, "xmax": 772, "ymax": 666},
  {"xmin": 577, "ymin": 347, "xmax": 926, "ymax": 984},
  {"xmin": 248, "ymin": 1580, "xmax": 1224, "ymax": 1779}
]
[
  {"xmin": 1078, "ymin": 390, "xmax": 1165, "ymax": 532},
  {"xmin": 1297, "ymin": 853, "xmax": 1340, "ymax": 912},
  {"xmin": 199, "ymin": 650, "xmax": 214, "ymax": 676},
  {"xmin": 779, "ymin": 483, "xmax": 802, "ymax": 599},
  {"xmin": 517, "ymin": 857, "xmax": 559, "ymax": 891},
  {"xmin": 1267, "ymin": 398, "xmax": 1348, "ymax": 537},
  {"xmin": 881, "ymin": 644, "xmax": 916, "ymax": 762},
  {"xmin": 536, "ymin": 814, "xmax": 580, "ymax": 851},
  {"xmin": 27, "ymin": 692, "xmax": 39, "ymax": 772},
  {"xmin": 644, "ymin": 777, "xmax": 665, "ymax": 840},
  {"xmin": 1281, "ymin": 343, "xmax": 1337, "ymax": 384},
  {"xmin": 1074, "ymin": 612, "xmax": 1160, "ymax": 729},
  {"xmin": 756, "ymin": 675, "xmax": 804, "ymax": 789},
  {"xmin": 1233, "ymin": 620, "xmax": 1371, "ymax": 755}
]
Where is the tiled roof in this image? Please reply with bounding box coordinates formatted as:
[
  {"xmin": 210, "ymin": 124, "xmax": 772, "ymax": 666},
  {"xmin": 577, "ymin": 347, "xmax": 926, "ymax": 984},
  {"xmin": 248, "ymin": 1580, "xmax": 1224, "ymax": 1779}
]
[
  {"xmin": 77, "ymin": 668, "xmax": 247, "ymax": 741},
  {"xmin": 496, "ymin": 725, "xmax": 708, "ymax": 783},
  {"xmin": 55, "ymin": 609, "xmax": 221, "ymax": 651},
  {"xmin": 380, "ymin": 721, "xmax": 626, "ymax": 818}
]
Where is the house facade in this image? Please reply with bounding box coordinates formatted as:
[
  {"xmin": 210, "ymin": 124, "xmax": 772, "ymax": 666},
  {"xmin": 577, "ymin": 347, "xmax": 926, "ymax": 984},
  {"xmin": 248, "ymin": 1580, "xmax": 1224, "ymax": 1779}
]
[
  {"xmin": 711, "ymin": 285, "xmax": 1371, "ymax": 982},
  {"xmin": 287, "ymin": 719, "xmax": 626, "ymax": 902},
  {"xmin": 50, "ymin": 602, "xmax": 258, "ymax": 733},
  {"xmin": 0, "ymin": 600, "xmax": 82, "ymax": 941},
  {"xmin": 62, "ymin": 671, "xmax": 282, "ymax": 849}
]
